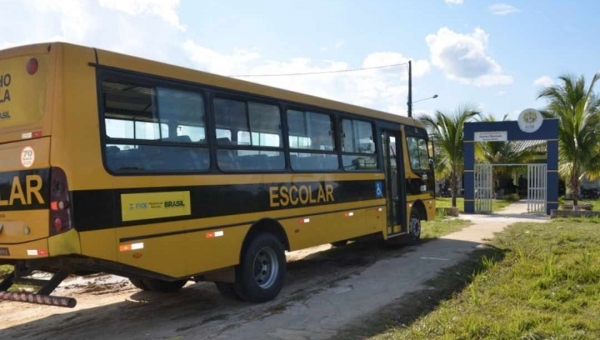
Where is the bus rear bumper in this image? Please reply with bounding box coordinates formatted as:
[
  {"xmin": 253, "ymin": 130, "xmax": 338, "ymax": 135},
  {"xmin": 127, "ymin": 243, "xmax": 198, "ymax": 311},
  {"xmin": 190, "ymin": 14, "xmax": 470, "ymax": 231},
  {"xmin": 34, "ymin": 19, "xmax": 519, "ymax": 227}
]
[{"xmin": 0, "ymin": 238, "xmax": 50, "ymax": 261}]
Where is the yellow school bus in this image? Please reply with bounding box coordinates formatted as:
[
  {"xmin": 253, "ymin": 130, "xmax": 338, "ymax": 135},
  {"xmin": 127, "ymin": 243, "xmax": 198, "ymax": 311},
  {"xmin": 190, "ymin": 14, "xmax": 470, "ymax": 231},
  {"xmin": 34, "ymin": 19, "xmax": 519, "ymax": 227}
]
[{"xmin": 0, "ymin": 42, "xmax": 435, "ymax": 307}]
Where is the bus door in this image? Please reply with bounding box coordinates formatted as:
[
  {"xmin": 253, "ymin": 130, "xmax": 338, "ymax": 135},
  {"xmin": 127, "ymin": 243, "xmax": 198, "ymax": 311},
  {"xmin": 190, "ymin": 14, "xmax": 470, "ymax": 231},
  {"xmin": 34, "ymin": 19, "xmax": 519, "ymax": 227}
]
[{"xmin": 381, "ymin": 130, "xmax": 406, "ymax": 236}]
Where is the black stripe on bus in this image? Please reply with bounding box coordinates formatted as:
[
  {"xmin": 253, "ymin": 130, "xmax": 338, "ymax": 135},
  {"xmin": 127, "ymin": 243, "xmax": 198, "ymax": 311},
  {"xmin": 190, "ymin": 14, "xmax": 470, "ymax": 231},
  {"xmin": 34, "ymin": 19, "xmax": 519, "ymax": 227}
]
[
  {"xmin": 0, "ymin": 169, "xmax": 50, "ymax": 212},
  {"xmin": 119, "ymin": 203, "xmax": 384, "ymax": 243},
  {"xmin": 72, "ymin": 179, "xmax": 385, "ymax": 232}
]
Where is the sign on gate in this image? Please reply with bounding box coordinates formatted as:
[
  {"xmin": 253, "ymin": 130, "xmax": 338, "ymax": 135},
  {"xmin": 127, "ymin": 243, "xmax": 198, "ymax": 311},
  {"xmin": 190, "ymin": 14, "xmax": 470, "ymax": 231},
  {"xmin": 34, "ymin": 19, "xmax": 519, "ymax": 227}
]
[
  {"xmin": 474, "ymin": 131, "xmax": 507, "ymax": 142},
  {"xmin": 474, "ymin": 164, "xmax": 493, "ymax": 213}
]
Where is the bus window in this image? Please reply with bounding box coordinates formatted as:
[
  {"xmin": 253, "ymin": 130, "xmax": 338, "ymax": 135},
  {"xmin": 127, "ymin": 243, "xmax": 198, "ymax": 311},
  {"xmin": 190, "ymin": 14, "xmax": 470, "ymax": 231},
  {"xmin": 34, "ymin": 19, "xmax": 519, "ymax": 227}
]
[
  {"xmin": 102, "ymin": 81, "xmax": 209, "ymax": 173},
  {"xmin": 287, "ymin": 110, "xmax": 338, "ymax": 171},
  {"xmin": 407, "ymin": 136, "xmax": 430, "ymax": 171},
  {"xmin": 213, "ymin": 98, "xmax": 284, "ymax": 171},
  {"xmin": 341, "ymin": 118, "xmax": 377, "ymax": 171}
]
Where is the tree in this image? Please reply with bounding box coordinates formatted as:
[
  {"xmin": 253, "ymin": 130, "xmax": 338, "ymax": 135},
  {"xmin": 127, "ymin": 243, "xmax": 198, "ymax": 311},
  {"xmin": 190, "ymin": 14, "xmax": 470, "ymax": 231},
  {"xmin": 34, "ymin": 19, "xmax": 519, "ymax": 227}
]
[
  {"xmin": 419, "ymin": 106, "xmax": 480, "ymax": 207},
  {"xmin": 538, "ymin": 73, "xmax": 600, "ymax": 210}
]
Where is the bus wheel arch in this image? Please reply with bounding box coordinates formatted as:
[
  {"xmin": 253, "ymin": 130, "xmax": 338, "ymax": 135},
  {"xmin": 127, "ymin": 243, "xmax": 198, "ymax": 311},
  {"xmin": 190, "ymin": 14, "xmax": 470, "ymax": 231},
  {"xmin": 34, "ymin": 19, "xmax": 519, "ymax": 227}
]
[
  {"xmin": 411, "ymin": 200, "xmax": 427, "ymax": 221},
  {"xmin": 243, "ymin": 218, "xmax": 290, "ymax": 255}
]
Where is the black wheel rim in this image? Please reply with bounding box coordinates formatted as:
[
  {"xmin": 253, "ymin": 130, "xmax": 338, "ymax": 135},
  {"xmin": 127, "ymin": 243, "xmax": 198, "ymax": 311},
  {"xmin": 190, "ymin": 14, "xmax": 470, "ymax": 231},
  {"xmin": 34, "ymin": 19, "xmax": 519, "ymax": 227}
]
[{"xmin": 410, "ymin": 217, "xmax": 421, "ymax": 239}]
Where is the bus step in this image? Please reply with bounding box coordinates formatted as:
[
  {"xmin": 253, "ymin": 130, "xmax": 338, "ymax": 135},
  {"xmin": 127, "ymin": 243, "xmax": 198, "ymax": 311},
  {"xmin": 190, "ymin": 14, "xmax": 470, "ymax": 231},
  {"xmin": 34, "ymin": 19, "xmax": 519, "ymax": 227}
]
[{"xmin": 0, "ymin": 270, "xmax": 77, "ymax": 308}]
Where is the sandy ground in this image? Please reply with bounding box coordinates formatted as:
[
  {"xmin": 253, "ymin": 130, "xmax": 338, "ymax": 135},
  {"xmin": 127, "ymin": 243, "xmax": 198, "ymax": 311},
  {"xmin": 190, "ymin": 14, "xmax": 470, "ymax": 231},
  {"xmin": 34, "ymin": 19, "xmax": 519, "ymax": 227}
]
[{"xmin": 0, "ymin": 202, "xmax": 548, "ymax": 340}]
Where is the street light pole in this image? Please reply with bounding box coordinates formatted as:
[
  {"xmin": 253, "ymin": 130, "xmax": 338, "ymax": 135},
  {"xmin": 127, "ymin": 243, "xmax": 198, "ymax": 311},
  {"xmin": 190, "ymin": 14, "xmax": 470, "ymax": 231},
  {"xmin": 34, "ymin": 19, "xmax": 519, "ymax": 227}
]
[
  {"xmin": 413, "ymin": 94, "xmax": 439, "ymax": 104},
  {"xmin": 407, "ymin": 60, "xmax": 412, "ymax": 118}
]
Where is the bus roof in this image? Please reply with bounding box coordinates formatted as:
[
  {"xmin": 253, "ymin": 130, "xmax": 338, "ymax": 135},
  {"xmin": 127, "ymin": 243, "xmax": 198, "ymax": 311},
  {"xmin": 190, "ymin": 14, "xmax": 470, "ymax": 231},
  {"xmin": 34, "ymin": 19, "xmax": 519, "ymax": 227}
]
[{"xmin": 3, "ymin": 42, "xmax": 426, "ymax": 129}]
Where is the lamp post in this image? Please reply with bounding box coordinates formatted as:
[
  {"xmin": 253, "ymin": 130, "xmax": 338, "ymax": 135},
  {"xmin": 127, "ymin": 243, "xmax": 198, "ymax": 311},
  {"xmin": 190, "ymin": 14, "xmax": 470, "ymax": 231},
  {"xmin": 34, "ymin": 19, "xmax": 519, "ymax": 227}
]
[
  {"xmin": 407, "ymin": 60, "xmax": 439, "ymax": 118},
  {"xmin": 408, "ymin": 94, "xmax": 439, "ymax": 118},
  {"xmin": 413, "ymin": 94, "xmax": 439, "ymax": 104}
]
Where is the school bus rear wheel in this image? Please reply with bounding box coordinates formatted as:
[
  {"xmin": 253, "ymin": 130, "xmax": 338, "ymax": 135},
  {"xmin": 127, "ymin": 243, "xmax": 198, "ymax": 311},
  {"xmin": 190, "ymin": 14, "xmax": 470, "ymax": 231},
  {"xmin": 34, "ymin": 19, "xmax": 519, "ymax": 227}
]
[
  {"xmin": 129, "ymin": 277, "xmax": 149, "ymax": 291},
  {"xmin": 129, "ymin": 277, "xmax": 188, "ymax": 293},
  {"xmin": 233, "ymin": 232, "xmax": 286, "ymax": 303}
]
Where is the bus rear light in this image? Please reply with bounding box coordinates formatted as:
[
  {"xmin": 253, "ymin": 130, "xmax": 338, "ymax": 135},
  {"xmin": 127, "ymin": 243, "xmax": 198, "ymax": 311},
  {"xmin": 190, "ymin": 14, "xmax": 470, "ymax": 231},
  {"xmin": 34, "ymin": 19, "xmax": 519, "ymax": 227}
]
[
  {"xmin": 53, "ymin": 218, "xmax": 63, "ymax": 233},
  {"xmin": 49, "ymin": 167, "xmax": 73, "ymax": 236},
  {"xmin": 50, "ymin": 201, "xmax": 69, "ymax": 210},
  {"xmin": 26, "ymin": 58, "xmax": 38, "ymax": 75}
]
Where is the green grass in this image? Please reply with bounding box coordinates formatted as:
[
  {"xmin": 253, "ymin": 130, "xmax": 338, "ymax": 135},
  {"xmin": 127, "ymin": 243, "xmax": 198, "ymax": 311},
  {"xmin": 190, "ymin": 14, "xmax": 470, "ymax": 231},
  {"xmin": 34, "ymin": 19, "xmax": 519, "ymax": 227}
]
[
  {"xmin": 370, "ymin": 221, "xmax": 600, "ymax": 339},
  {"xmin": 421, "ymin": 218, "xmax": 472, "ymax": 240},
  {"xmin": 436, "ymin": 197, "xmax": 513, "ymax": 212},
  {"xmin": 0, "ymin": 265, "xmax": 12, "ymax": 276}
]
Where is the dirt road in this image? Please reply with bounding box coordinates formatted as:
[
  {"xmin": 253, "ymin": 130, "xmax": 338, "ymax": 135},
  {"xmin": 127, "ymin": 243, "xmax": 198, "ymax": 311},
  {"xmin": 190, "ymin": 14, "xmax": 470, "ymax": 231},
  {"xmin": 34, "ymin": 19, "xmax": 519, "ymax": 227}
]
[{"xmin": 0, "ymin": 237, "xmax": 411, "ymax": 340}]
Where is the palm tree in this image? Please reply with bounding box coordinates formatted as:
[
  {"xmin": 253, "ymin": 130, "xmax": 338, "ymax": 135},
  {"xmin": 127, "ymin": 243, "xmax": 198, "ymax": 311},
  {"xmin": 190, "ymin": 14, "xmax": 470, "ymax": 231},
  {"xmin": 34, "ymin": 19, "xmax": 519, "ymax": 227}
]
[
  {"xmin": 419, "ymin": 106, "xmax": 480, "ymax": 207},
  {"xmin": 538, "ymin": 73, "xmax": 600, "ymax": 210}
]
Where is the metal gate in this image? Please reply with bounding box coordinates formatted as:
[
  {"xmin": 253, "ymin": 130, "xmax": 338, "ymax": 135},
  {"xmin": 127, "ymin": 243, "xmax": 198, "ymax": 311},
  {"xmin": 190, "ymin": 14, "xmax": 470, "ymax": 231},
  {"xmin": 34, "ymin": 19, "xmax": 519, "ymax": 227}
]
[
  {"xmin": 527, "ymin": 164, "xmax": 547, "ymax": 214},
  {"xmin": 474, "ymin": 164, "xmax": 493, "ymax": 213}
]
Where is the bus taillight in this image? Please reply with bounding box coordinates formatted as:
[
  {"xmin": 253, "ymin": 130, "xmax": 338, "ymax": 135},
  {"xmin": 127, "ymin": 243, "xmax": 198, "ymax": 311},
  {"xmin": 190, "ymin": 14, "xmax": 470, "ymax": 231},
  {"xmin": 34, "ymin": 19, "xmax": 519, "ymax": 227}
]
[
  {"xmin": 49, "ymin": 167, "xmax": 73, "ymax": 236},
  {"xmin": 26, "ymin": 58, "xmax": 38, "ymax": 75}
]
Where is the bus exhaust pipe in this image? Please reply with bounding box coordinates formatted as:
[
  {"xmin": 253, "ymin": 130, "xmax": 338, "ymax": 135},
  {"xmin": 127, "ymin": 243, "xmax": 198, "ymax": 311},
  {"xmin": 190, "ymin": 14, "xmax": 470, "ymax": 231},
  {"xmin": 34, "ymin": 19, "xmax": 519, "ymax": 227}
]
[{"xmin": 0, "ymin": 291, "xmax": 77, "ymax": 308}]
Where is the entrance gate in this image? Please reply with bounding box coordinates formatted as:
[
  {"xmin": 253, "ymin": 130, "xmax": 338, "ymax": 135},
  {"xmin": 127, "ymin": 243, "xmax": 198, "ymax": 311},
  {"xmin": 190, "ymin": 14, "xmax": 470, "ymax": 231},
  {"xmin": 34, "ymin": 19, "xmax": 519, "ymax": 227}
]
[
  {"xmin": 474, "ymin": 164, "xmax": 493, "ymax": 213},
  {"xmin": 527, "ymin": 164, "xmax": 547, "ymax": 214},
  {"xmin": 463, "ymin": 110, "xmax": 559, "ymax": 215}
]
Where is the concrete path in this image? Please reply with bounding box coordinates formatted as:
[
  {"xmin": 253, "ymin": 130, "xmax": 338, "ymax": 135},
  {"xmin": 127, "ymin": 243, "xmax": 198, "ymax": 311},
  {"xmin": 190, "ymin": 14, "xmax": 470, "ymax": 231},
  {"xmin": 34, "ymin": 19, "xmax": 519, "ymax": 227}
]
[{"xmin": 208, "ymin": 202, "xmax": 548, "ymax": 340}]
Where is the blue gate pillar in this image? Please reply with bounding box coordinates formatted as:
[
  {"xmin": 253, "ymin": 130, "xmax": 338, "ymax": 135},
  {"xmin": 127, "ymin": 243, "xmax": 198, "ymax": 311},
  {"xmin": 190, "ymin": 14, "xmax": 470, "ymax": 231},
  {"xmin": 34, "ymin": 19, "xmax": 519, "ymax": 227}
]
[
  {"xmin": 546, "ymin": 140, "xmax": 559, "ymax": 214},
  {"xmin": 463, "ymin": 137, "xmax": 475, "ymax": 214}
]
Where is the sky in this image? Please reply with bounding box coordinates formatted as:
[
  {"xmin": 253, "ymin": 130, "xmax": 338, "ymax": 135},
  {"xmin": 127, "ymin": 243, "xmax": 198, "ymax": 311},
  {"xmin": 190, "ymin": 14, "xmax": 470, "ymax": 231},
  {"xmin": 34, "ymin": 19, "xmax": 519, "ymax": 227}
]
[{"xmin": 1, "ymin": 0, "xmax": 598, "ymax": 120}]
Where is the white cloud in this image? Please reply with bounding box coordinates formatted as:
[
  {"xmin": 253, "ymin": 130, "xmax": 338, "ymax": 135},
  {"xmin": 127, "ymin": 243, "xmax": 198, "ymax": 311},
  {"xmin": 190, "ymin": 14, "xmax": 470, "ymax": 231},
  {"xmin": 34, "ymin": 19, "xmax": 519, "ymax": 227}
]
[
  {"xmin": 98, "ymin": 0, "xmax": 185, "ymax": 31},
  {"xmin": 31, "ymin": 0, "xmax": 92, "ymax": 41},
  {"xmin": 444, "ymin": 0, "xmax": 463, "ymax": 4},
  {"xmin": 183, "ymin": 40, "xmax": 260, "ymax": 76},
  {"xmin": 184, "ymin": 44, "xmax": 431, "ymax": 115},
  {"xmin": 335, "ymin": 40, "xmax": 346, "ymax": 49},
  {"xmin": 0, "ymin": 1, "xmax": 429, "ymax": 116},
  {"xmin": 426, "ymin": 27, "xmax": 513, "ymax": 86},
  {"xmin": 489, "ymin": 3, "xmax": 520, "ymax": 16},
  {"xmin": 533, "ymin": 76, "xmax": 554, "ymax": 87},
  {"xmin": 497, "ymin": 90, "xmax": 506, "ymax": 96}
]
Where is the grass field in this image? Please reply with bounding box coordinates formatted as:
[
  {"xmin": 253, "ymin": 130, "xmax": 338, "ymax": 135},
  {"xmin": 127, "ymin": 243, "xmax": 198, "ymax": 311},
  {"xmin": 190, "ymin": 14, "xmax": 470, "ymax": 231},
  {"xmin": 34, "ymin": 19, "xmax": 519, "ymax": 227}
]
[
  {"xmin": 370, "ymin": 221, "xmax": 600, "ymax": 339},
  {"xmin": 0, "ymin": 265, "xmax": 12, "ymax": 276},
  {"xmin": 436, "ymin": 197, "xmax": 513, "ymax": 212},
  {"xmin": 421, "ymin": 218, "xmax": 472, "ymax": 240}
]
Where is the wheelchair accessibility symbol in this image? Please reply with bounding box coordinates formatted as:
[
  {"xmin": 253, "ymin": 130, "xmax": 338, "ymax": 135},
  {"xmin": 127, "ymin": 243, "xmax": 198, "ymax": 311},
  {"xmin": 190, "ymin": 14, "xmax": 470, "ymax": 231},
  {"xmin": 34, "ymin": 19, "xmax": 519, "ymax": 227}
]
[{"xmin": 375, "ymin": 181, "xmax": 383, "ymax": 198}]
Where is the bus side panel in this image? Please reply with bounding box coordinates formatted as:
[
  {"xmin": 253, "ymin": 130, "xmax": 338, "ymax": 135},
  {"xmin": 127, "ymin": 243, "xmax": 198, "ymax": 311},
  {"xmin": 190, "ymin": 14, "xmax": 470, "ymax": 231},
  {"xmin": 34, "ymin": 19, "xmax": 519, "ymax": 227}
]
[
  {"xmin": 184, "ymin": 225, "xmax": 250, "ymax": 276},
  {"xmin": 59, "ymin": 44, "xmax": 121, "ymax": 263},
  {"xmin": 365, "ymin": 206, "xmax": 385, "ymax": 234},
  {"xmin": 79, "ymin": 229, "xmax": 117, "ymax": 262},
  {"xmin": 118, "ymin": 234, "xmax": 186, "ymax": 278},
  {"xmin": 48, "ymin": 229, "xmax": 81, "ymax": 256}
]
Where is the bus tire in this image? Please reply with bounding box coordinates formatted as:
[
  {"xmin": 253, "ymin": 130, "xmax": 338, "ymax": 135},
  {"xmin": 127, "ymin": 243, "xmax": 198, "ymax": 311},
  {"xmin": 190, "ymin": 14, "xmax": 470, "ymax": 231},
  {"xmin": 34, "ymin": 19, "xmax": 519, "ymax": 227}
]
[
  {"xmin": 409, "ymin": 208, "xmax": 422, "ymax": 243},
  {"xmin": 129, "ymin": 277, "xmax": 149, "ymax": 291},
  {"xmin": 234, "ymin": 233, "xmax": 286, "ymax": 303},
  {"xmin": 330, "ymin": 240, "xmax": 349, "ymax": 247},
  {"xmin": 215, "ymin": 282, "xmax": 244, "ymax": 301},
  {"xmin": 142, "ymin": 278, "xmax": 188, "ymax": 293}
]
